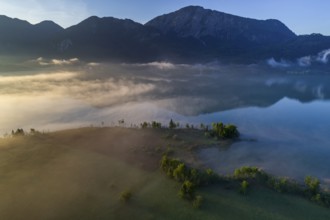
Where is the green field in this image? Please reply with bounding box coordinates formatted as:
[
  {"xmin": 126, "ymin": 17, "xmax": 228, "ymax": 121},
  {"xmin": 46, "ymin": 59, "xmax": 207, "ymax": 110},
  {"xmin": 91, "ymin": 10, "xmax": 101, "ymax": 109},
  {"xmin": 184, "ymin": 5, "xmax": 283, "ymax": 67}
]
[{"xmin": 0, "ymin": 127, "xmax": 329, "ymax": 219}]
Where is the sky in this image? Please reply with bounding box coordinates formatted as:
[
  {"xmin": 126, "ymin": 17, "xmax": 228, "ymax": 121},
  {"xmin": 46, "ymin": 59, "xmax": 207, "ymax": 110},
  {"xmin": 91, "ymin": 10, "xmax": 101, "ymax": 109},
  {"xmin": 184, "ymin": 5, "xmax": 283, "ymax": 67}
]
[{"xmin": 0, "ymin": 0, "xmax": 329, "ymax": 35}]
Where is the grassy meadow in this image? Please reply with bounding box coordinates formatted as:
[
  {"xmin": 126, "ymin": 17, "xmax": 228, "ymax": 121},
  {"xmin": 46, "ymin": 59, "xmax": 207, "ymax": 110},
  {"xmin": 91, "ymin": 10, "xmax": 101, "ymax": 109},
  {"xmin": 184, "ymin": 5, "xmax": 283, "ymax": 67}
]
[{"xmin": 0, "ymin": 127, "xmax": 329, "ymax": 219}]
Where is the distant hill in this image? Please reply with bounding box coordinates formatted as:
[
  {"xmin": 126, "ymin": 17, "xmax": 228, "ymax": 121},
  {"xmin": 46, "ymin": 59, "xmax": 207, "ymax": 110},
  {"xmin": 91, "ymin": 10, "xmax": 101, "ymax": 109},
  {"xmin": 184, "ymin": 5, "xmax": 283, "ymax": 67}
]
[
  {"xmin": 1, "ymin": 6, "xmax": 330, "ymax": 63},
  {"xmin": 0, "ymin": 15, "xmax": 63, "ymax": 56}
]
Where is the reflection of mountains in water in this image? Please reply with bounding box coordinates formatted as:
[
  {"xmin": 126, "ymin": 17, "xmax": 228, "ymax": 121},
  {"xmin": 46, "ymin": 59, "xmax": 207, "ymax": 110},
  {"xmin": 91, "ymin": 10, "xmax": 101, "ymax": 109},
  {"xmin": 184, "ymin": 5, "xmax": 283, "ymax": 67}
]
[{"xmin": 153, "ymin": 68, "xmax": 330, "ymax": 116}]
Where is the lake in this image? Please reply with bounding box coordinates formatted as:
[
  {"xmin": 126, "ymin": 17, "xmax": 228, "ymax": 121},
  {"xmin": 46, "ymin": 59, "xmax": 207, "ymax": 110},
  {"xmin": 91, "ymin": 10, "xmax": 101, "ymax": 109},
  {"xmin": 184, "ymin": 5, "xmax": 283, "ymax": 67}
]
[{"xmin": 1, "ymin": 60, "xmax": 330, "ymax": 185}]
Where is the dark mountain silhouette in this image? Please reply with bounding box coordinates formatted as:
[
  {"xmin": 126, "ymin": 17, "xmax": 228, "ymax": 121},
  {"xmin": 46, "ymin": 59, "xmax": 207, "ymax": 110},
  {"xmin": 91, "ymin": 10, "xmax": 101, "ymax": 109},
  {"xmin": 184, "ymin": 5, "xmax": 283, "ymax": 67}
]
[
  {"xmin": 0, "ymin": 6, "xmax": 330, "ymax": 63},
  {"xmin": 0, "ymin": 16, "xmax": 63, "ymax": 55},
  {"xmin": 52, "ymin": 16, "xmax": 165, "ymax": 61},
  {"xmin": 146, "ymin": 6, "xmax": 296, "ymax": 45}
]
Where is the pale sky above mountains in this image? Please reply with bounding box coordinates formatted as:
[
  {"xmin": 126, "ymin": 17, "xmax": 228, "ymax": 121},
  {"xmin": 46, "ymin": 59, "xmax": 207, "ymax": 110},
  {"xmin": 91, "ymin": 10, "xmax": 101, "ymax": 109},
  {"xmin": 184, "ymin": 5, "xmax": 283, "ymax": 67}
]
[{"xmin": 0, "ymin": 0, "xmax": 329, "ymax": 35}]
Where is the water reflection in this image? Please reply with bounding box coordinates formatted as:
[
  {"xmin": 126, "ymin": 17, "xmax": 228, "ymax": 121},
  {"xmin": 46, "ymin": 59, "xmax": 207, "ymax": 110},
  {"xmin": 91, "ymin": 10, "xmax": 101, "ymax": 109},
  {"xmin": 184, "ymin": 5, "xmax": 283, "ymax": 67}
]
[
  {"xmin": 198, "ymin": 98, "xmax": 330, "ymax": 183},
  {"xmin": 1, "ymin": 60, "xmax": 330, "ymax": 184}
]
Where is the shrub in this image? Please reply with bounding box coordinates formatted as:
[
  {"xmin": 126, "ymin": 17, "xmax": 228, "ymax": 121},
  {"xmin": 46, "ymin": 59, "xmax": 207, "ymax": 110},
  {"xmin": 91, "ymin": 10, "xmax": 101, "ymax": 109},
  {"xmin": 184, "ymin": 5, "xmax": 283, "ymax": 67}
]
[
  {"xmin": 305, "ymin": 176, "xmax": 320, "ymax": 195},
  {"xmin": 12, "ymin": 128, "xmax": 25, "ymax": 137},
  {"xmin": 179, "ymin": 180, "xmax": 195, "ymax": 200},
  {"xmin": 192, "ymin": 195, "xmax": 203, "ymax": 209},
  {"xmin": 152, "ymin": 121, "xmax": 162, "ymax": 128},
  {"xmin": 311, "ymin": 193, "xmax": 322, "ymax": 204},
  {"xmin": 234, "ymin": 166, "xmax": 260, "ymax": 179},
  {"xmin": 140, "ymin": 122, "xmax": 149, "ymax": 128},
  {"xmin": 169, "ymin": 119, "xmax": 177, "ymax": 129},
  {"xmin": 211, "ymin": 122, "xmax": 239, "ymax": 139},
  {"xmin": 189, "ymin": 168, "xmax": 201, "ymax": 186},
  {"xmin": 173, "ymin": 163, "xmax": 186, "ymax": 182},
  {"xmin": 120, "ymin": 190, "xmax": 132, "ymax": 202},
  {"xmin": 240, "ymin": 180, "xmax": 249, "ymax": 195},
  {"xmin": 160, "ymin": 155, "xmax": 181, "ymax": 178}
]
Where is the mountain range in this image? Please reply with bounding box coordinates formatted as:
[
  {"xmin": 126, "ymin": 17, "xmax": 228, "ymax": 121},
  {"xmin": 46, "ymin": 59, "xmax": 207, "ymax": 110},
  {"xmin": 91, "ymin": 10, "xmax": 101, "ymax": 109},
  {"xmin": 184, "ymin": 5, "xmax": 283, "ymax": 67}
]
[{"xmin": 1, "ymin": 6, "xmax": 330, "ymax": 63}]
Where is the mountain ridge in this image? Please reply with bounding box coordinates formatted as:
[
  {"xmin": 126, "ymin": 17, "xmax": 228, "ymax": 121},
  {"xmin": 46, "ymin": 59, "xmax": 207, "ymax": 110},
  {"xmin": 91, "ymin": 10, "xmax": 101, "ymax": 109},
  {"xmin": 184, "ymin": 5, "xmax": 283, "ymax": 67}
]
[{"xmin": 0, "ymin": 6, "xmax": 329, "ymax": 63}]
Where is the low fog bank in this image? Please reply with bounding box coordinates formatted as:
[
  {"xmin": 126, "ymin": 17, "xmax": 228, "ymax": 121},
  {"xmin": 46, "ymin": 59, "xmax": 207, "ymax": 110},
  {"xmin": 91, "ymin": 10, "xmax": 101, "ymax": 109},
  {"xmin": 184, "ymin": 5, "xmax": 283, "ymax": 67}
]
[
  {"xmin": 2, "ymin": 58, "xmax": 330, "ymax": 185},
  {"xmin": 267, "ymin": 48, "xmax": 330, "ymax": 68},
  {"xmin": 1, "ymin": 57, "xmax": 330, "ymax": 133}
]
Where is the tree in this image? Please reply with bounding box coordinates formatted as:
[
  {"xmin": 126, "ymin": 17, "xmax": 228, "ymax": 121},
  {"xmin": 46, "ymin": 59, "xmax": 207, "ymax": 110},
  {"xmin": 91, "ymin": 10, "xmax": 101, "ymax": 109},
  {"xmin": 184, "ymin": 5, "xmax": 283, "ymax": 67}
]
[
  {"xmin": 173, "ymin": 163, "xmax": 186, "ymax": 182},
  {"xmin": 118, "ymin": 119, "xmax": 125, "ymax": 126},
  {"xmin": 12, "ymin": 128, "xmax": 25, "ymax": 137},
  {"xmin": 305, "ymin": 176, "xmax": 320, "ymax": 195},
  {"xmin": 140, "ymin": 122, "xmax": 149, "ymax": 128},
  {"xmin": 223, "ymin": 124, "xmax": 239, "ymax": 138},
  {"xmin": 211, "ymin": 122, "xmax": 239, "ymax": 139},
  {"xmin": 151, "ymin": 121, "xmax": 162, "ymax": 128},
  {"xmin": 234, "ymin": 166, "xmax": 259, "ymax": 179},
  {"xmin": 179, "ymin": 180, "xmax": 195, "ymax": 200},
  {"xmin": 169, "ymin": 119, "xmax": 176, "ymax": 129},
  {"xmin": 240, "ymin": 180, "xmax": 249, "ymax": 195}
]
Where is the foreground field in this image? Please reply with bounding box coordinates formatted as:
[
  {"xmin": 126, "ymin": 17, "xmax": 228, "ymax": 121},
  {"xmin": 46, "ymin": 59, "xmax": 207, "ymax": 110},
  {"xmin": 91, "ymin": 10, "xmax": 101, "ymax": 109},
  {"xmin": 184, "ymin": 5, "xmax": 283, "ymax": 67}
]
[{"xmin": 0, "ymin": 127, "xmax": 329, "ymax": 219}]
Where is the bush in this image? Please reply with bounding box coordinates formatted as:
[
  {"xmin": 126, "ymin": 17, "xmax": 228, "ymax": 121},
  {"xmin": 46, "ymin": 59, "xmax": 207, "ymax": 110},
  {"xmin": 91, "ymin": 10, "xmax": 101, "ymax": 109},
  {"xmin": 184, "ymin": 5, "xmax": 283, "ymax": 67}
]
[
  {"xmin": 240, "ymin": 180, "xmax": 249, "ymax": 195},
  {"xmin": 192, "ymin": 195, "xmax": 203, "ymax": 209},
  {"xmin": 173, "ymin": 163, "xmax": 186, "ymax": 182},
  {"xmin": 140, "ymin": 122, "xmax": 149, "ymax": 128},
  {"xmin": 151, "ymin": 121, "xmax": 162, "ymax": 128},
  {"xmin": 305, "ymin": 176, "xmax": 320, "ymax": 195},
  {"xmin": 211, "ymin": 122, "xmax": 239, "ymax": 139},
  {"xmin": 311, "ymin": 193, "xmax": 322, "ymax": 204},
  {"xmin": 169, "ymin": 119, "xmax": 177, "ymax": 129},
  {"xmin": 234, "ymin": 166, "xmax": 260, "ymax": 179},
  {"xmin": 12, "ymin": 128, "xmax": 25, "ymax": 137},
  {"xmin": 179, "ymin": 180, "xmax": 195, "ymax": 200},
  {"xmin": 160, "ymin": 155, "xmax": 221, "ymax": 187},
  {"xmin": 160, "ymin": 155, "xmax": 181, "ymax": 178},
  {"xmin": 120, "ymin": 190, "xmax": 132, "ymax": 202}
]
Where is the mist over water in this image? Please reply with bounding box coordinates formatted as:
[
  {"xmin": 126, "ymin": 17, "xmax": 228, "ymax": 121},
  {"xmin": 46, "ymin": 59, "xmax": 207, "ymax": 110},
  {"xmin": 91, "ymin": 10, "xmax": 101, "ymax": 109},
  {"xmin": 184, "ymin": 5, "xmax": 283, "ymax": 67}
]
[{"xmin": 1, "ymin": 58, "xmax": 330, "ymax": 184}]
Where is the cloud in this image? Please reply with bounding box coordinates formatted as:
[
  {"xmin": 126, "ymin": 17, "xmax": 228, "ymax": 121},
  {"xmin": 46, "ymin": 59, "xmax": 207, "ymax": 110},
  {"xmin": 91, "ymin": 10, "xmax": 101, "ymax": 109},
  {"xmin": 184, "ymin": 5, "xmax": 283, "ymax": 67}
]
[
  {"xmin": 267, "ymin": 48, "xmax": 330, "ymax": 68},
  {"xmin": 316, "ymin": 48, "xmax": 330, "ymax": 64},
  {"xmin": 265, "ymin": 78, "xmax": 290, "ymax": 87},
  {"xmin": 51, "ymin": 58, "xmax": 80, "ymax": 65},
  {"xmin": 297, "ymin": 56, "xmax": 312, "ymax": 67},
  {"xmin": 32, "ymin": 57, "xmax": 80, "ymax": 66},
  {"xmin": 87, "ymin": 62, "xmax": 101, "ymax": 67},
  {"xmin": 132, "ymin": 62, "xmax": 177, "ymax": 70},
  {"xmin": 267, "ymin": 58, "xmax": 291, "ymax": 68},
  {"xmin": 313, "ymin": 85, "xmax": 325, "ymax": 99}
]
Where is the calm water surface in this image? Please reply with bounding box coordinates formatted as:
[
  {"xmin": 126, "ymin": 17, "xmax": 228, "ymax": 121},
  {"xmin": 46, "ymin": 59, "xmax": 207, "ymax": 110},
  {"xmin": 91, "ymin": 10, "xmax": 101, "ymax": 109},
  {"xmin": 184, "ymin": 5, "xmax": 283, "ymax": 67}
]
[{"xmin": 1, "ymin": 61, "xmax": 330, "ymax": 184}]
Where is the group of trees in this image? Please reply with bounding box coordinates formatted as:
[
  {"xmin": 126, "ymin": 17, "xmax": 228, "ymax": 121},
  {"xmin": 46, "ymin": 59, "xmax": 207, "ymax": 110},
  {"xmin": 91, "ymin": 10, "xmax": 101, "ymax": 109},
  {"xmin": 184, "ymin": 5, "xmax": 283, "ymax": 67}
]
[
  {"xmin": 160, "ymin": 155, "xmax": 330, "ymax": 209},
  {"xmin": 140, "ymin": 121, "xmax": 162, "ymax": 129},
  {"xmin": 138, "ymin": 119, "xmax": 240, "ymax": 141},
  {"xmin": 10, "ymin": 128, "xmax": 40, "ymax": 137},
  {"xmin": 160, "ymin": 155, "xmax": 218, "ymax": 208},
  {"xmin": 233, "ymin": 166, "xmax": 330, "ymax": 206},
  {"xmin": 11, "ymin": 128, "xmax": 25, "ymax": 137},
  {"xmin": 210, "ymin": 122, "xmax": 239, "ymax": 139}
]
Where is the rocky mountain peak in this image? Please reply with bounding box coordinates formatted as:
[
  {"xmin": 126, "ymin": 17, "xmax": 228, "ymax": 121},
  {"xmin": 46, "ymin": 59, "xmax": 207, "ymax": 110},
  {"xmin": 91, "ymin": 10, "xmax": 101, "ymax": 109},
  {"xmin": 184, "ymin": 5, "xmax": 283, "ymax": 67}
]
[{"xmin": 146, "ymin": 6, "xmax": 296, "ymax": 44}]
